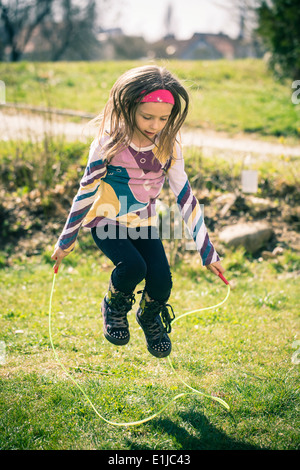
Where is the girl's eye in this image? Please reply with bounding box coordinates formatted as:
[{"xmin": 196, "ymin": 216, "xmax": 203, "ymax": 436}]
[{"xmin": 142, "ymin": 116, "xmax": 169, "ymax": 121}]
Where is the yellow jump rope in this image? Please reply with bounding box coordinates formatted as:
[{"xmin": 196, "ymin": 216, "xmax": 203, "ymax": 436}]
[{"xmin": 49, "ymin": 267, "xmax": 231, "ymax": 426}]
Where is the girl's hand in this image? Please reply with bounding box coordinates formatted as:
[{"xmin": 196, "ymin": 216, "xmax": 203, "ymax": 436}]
[
  {"xmin": 51, "ymin": 247, "xmax": 69, "ymax": 273},
  {"xmin": 206, "ymin": 260, "xmax": 225, "ymax": 277}
]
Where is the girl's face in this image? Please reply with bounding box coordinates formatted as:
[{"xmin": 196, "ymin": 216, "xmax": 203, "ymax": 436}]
[{"xmin": 132, "ymin": 102, "xmax": 173, "ymax": 146}]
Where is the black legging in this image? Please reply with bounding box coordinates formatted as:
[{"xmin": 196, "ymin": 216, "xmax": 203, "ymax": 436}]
[{"xmin": 91, "ymin": 224, "xmax": 172, "ymax": 302}]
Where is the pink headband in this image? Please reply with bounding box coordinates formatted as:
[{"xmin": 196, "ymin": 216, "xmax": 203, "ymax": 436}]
[{"xmin": 140, "ymin": 89, "xmax": 175, "ymax": 105}]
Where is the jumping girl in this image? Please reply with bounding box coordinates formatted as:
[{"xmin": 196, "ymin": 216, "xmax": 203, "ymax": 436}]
[{"xmin": 51, "ymin": 65, "xmax": 225, "ymax": 358}]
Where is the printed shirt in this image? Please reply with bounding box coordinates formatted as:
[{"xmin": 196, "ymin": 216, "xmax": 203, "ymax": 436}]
[{"xmin": 56, "ymin": 134, "xmax": 220, "ymax": 266}]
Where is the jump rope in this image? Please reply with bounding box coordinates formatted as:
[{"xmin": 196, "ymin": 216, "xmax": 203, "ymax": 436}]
[{"xmin": 49, "ymin": 265, "xmax": 231, "ymax": 427}]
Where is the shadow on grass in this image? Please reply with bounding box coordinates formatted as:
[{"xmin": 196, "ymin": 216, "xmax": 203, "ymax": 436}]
[{"xmin": 127, "ymin": 411, "xmax": 268, "ymax": 451}]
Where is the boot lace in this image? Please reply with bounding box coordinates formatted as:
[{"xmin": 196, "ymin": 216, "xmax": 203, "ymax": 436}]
[
  {"xmin": 161, "ymin": 303, "xmax": 175, "ymax": 333},
  {"xmin": 140, "ymin": 298, "xmax": 175, "ymax": 339},
  {"xmin": 108, "ymin": 292, "xmax": 135, "ymax": 328}
]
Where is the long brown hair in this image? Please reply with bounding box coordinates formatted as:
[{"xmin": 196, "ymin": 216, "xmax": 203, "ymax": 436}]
[{"xmin": 90, "ymin": 65, "xmax": 189, "ymax": 164}]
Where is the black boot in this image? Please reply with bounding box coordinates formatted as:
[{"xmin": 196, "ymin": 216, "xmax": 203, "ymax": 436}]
[
  {"xmin": 101, "ymin": 279, "xmax": 135, "ymax": 345},
  {"xmin": 136, "ymin": 291, "xmax": 175, "ymax": 358}
]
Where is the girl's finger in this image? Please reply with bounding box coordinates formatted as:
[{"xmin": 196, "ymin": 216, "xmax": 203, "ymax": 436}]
[
  {"xmin": 52, "ymin": 255, "xmax": 61, "ymax": 273},
  {"xmin": 207, "ymin": 264, "xmax": 219, "ymax": 276}
]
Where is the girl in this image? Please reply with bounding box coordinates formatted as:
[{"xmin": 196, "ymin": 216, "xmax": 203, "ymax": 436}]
[{"xmin": 51, "ymin": 65, "xmax": 225, "ymax": 358}]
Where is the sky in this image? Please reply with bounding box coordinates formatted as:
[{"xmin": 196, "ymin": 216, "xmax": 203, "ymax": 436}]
[{"xmin": 101, "ymin": 0, "xmax": 241, "ymax": 42}]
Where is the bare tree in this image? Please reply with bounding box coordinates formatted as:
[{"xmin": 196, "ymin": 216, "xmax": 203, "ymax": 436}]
[
  {"xmin": 0, "ymin": 0, "xmax": 110, "ymax": 61},
  {"xmin": 211, "ymin": 0, "xmax": 260, "ymax": 40},
  {"xmin": 42, "ymin": 0, "xmax": 101, "ymax": 61},
  {"xmin": 0, "ymin": 0, "xmax": 54, "ymax": 61}
]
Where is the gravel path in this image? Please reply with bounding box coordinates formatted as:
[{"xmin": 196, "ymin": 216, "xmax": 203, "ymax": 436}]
[{"xmin": 1, "ymin": 109, "xmax": 299, "ymax": 160}]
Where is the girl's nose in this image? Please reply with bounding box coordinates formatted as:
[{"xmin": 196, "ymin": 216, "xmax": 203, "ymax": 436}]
[{"xmin": 150, "ymin": 120, "xmax": 160, "ymax": 131}]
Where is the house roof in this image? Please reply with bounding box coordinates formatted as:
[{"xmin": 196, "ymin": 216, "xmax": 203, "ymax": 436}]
[{"xmin": 151, "ymin": 32, "xmax": 238, "ymax": 60}]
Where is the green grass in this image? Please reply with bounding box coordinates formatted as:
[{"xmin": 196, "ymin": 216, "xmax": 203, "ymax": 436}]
[
  {"xmin": 0, "ymin": 250, "xmax": 299, "ymax": 450},
  {"xmin": 1, "ymin": 59, "xmax": 299, "ymax": 138}
]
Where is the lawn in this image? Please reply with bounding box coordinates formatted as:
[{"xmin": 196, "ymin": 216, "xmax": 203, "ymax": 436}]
[{"xmin": 0, "ymin": 245, "xmax": 299, "ymax": 450}]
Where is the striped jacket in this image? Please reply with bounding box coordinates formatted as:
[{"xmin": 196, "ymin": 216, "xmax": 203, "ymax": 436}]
[{"xmin": 56, "ymin": 135, "xmax": 219, "ymax": 266}]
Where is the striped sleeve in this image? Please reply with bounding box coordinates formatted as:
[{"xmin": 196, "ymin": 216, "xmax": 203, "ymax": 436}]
[
  {"xmin": 56, "ymin": 138, "xmax": 107, "ymax": 252},
  {"xmin": 167, "ymin": 142, "xmax": 220, "ymax": 266}
]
